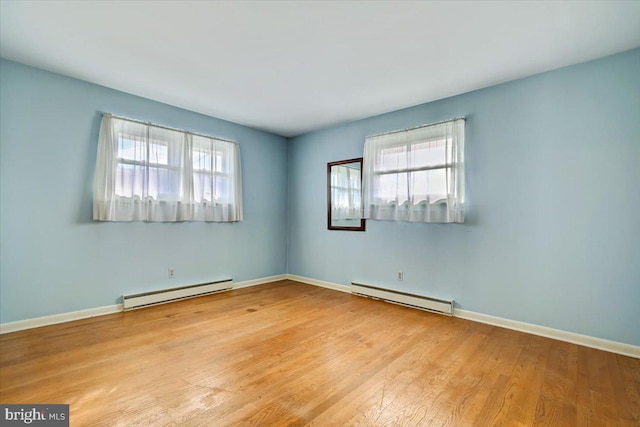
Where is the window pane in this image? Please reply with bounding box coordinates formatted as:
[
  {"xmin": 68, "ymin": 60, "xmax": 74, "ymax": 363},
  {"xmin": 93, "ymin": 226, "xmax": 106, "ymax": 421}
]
[
  {"xmin": 215, "ymin": 177, "xmax": 227, "ymax": 201},
  {"xmin": 409, "ymin": 168, "xmax": 447, "ymax": 203},
  {"xmin": 380, "ymin": 146, "xmax": 406, "ymax": 171},
  {"xmin": 115, "ymin": 163, "xmax": 145, "ymax": 197},
  {"xmin": 198, "ymin": 151, "xmax": 222, "ymax": 172},
  {"xmin": 117, "ymin": 136, "xmax": 168, "ymax": 165},
  {"xmin": 194, "ymin": 172, "xmax": 229, "ymax": 202},
  {"xmin": 193, "ymin": 149, "xmax": 212, "ymax": 172},
  {"xmin": 148, "ymin": 167, "xmax": 174, "ymax": 199},
  {"xmin": 148, "ymin": 141, "xmax": 168, "ymax": 165},
  {"xmin": 410, "ymin": 139, "xmax": 446, "ymax": 168},
  {"xmin": 118, "ymin": 136, "xmax": 146, "ymax": 162},
  {"xmin": 378, "ymin": 168, "xmax": 448, "ymax": 204},
  {"xmin": 216, "ymin": 153, "xmax": 223, "ymax": 171},
  {"xmin": 379, "ymin": 138, "xmax": 448, "ymax": 171},
  {"xmin": 193, "ymin": 171, "xmax": 211, "ymax": 201},
  {"xmin": 378, "ymin": 173, "xmax": 405, "ymax": 204}
]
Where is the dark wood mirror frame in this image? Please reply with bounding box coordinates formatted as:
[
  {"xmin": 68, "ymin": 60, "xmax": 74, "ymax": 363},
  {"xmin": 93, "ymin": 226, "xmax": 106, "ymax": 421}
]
[{"xmin": 327, "ymin": 158, "xmax": 366, "ymax": 231}]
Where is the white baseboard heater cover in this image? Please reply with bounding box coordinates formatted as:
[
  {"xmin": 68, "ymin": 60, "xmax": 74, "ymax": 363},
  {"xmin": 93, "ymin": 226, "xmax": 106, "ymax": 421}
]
[
  {"xmin": 351, "ymin": 282, "xmax": 453, "ymax": 316},
  {"xmin": 123, "ymin": 279, "xmax": 233, "ymax": 311}
]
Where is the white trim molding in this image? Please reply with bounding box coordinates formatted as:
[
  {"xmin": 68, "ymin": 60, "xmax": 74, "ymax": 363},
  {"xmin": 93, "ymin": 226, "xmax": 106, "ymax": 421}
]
[
  {"xmin": 455, "ymin": 309, "xmax": 640, "ymax": 359},
  {"xmin": 234, "ymin": 274, "xmax": 288, "ymax": 289},
  {"xmin": 287, "ymin": 274, "xmax": 640, "ymax": 359},
  {"xmin": 286, "ymin": 274, "xmax": 351, "ymax": 293},
  {"xmin": 0, "ymin": 304, "xmax": 123, "ymax": 334},
  {"xmin": 2, "ymin": 274, "xmax": 638, "ymax": 360},
  {"xmin": 0, "ymin": 274, "xmax": 289, "ymax": 334}
]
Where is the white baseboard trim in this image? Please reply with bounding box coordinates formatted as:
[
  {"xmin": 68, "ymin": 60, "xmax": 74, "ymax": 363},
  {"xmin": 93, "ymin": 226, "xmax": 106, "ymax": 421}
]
[
  {"xmin": 455, "ymin": 309, "xmax": 640, "ymax": 359},
  {"xmin": 0, "ymin": 304, "xmax": 123, "ymax": 335},
  {"xmin": 234, "ymin": 274, "xmax": 288, "ymax": 289},
  {"xmin": 3, "ymin": 274, "xmax": 638, "ymax": 359},
  {"xmin": 286, "ymin": 274, "xmax": 351, "ymax": 293},
  {"xmin": 287, "ymin": 274, "xmax": 640, "ymax": 359},
  {"xmin": 0, "ymin": 274, "xmax": 290, "ymax": 334}
]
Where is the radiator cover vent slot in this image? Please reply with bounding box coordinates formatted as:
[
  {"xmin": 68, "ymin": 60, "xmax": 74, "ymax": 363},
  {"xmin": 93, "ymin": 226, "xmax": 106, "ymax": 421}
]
[
  {"xmin": 351, "ymin": 282, "xmax": 453, "ymax": 316},
  {"xmin": 123, "ymin": 279, "xmax": 233, "ymax": 311}
]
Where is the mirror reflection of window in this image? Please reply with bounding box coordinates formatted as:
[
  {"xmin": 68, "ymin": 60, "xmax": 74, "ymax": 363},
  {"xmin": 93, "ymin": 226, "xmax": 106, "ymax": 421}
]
[
  {"xmin": 331, "ymin": 163, "xmax": 361, "ymax": 221},
  {"xmin": 327, "ymin": 158, "xmax": 365, "ymax": 231}
]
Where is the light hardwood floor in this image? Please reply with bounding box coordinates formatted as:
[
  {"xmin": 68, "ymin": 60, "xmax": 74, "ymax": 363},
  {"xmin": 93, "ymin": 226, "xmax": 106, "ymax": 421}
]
[{"xmin": 1, "ymin": 280, "xmax": 638, "ymax": 426}]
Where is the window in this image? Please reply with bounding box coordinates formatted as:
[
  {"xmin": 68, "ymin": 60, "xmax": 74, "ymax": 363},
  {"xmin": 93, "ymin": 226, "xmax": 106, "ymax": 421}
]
[
  {"xmin": 94, "ymin": 114, "xmax": 242, "ymax": 222},
  {"xmin": 362, "ymin": 118, "xmax": 465, "ymax": 223}
]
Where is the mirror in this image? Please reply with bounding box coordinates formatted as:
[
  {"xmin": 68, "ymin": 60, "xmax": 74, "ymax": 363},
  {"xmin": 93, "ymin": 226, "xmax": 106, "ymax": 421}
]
[{"xmin": 328, "ymin": 158, "xmax": 365, "ymax": 231}]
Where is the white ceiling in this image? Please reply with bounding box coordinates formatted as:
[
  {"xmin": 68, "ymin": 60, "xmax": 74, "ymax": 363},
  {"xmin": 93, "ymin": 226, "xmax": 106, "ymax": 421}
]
[{"xmin": 1, "ymin": 1, "xmax": 639, "ymax": 137}]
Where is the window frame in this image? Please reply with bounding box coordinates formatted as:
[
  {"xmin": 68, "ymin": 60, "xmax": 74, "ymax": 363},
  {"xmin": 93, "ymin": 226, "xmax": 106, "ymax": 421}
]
[
  {"xmin": 93, "ymin": 114, "xmax": 243, "ymax": 222},
  {"xmin": 362, "ymin": 118, "xmax": 465, "ymax": 223}
]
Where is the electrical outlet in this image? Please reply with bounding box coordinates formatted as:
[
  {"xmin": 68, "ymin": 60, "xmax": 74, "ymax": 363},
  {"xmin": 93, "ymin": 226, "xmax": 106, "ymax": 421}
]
[
  {"xmin": 397, "ymin": 271, "xmax": 403, "ymax": 281},
  {"xmin": 168, "ymin": 268, "xmax": 175, "ymax": 279}
]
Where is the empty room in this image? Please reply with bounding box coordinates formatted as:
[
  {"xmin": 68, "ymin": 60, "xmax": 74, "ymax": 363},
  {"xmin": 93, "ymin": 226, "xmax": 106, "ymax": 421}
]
[{"xmin": 1, "ymin": 1, "xmax": 639, "ymax": 426}]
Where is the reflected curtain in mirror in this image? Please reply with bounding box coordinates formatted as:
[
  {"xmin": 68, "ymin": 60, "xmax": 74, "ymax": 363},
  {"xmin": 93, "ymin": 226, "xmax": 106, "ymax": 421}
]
[{"xmin": 327, "ymin": 158, "xmax": 365, "ymax": 231}]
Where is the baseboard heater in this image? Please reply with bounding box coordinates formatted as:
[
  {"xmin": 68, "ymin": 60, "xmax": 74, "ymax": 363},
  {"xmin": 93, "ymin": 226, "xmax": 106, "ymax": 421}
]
[
  {"xmin": 351, "ymin": 282, "xmax": 453, "ymax": 316},
  {"xmin": 122, "ymin": 279, "xmax": 233, "ymax": 311}
]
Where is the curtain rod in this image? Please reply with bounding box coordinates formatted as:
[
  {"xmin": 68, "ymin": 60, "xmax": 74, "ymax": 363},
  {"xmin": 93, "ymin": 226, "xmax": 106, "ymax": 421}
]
[
  {"xmin": 366, "ymin": 117, "xmax": 465, "ymax": 139},
  {"xmin": 102, "ymin": 113, "xmax": 238, "ymax": 144}
]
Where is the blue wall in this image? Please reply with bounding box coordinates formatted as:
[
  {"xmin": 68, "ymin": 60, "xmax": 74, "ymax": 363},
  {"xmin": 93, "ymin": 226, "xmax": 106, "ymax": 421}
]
[
  {"xmin": 0, "ymin": 59, "xmax": 289, "ymax": 323},
  {"xmin": 2, "ymin": 50, "xmax": 639, "ymax": 346},
  {"xmin": 288, "ymin": 49, "xmax": 640, "ymax": 346}
]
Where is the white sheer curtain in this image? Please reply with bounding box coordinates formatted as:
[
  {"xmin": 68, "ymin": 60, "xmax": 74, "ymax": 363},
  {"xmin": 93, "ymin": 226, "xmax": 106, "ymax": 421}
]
[
  {"xmin": 362, "ymin": 118, "xmax": 465, "ymax": 223},
  {"xmin": 93, "ymin": 114, "xmax": 242, "ymax": 222},
  {"xmin": 331, "ymin": 164, "xmax": 362, "ymax": 220}
]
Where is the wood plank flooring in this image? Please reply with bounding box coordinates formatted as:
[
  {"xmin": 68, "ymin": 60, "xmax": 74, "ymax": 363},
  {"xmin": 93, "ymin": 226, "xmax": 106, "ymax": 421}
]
[{"xmin": 1, "ymin": 280, "xmax": 638, "ymax": 426}]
